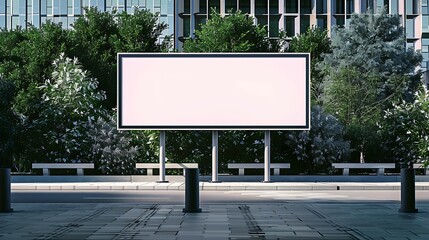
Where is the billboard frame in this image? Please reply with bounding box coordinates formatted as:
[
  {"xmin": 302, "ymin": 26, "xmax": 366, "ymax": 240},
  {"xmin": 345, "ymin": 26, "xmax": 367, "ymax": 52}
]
[{"xmin": 117, "ymin": 53, "xmax": 310, "ymax": 130}]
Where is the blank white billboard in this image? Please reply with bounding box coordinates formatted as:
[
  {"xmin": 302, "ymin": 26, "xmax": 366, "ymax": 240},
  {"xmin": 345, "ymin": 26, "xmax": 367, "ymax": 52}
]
[{"xmin": 118, "ymin": 53, "xmax": 310, "ymax": 130}]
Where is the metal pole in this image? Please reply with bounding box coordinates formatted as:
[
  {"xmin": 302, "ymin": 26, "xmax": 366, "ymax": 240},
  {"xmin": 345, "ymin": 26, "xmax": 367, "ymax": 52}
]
[
  {"xmin": 211, "ymin": 130, "xmax": 221, "ymax": 182},
  {"xmin": 157, "ymin": 130, "xmax": 168, "ymax": 183},
  {"xmin": 263, "ymin": 130, "xmax": 271, "ymax": 182},
  {"xmin": 183, "ymin": 168, "xmax": 202, "ymax": 213}
]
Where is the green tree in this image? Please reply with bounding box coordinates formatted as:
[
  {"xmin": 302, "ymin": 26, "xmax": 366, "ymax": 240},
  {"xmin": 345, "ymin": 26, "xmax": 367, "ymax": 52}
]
[
  {"xmin": 0, "ymin": 22, "xmax": 69, "ymax": 118},
  {"xmin": 289, "ymin": 27, "xmax": 331, "ymax": 105},
  {"xmin": 0, "ymin": 78, "xmax": 18, "ymax": 168},
  {"xmin": 69, "ymin": 7, "xmax": 169, "ymax": 107},
  {"xmin": 184, "ymin": 10, "xmax": 278, "ymax": 52},
  {"xmin": 286, "ymin": 106, "xmax": 350, "ymax": 174},
  {"xmin": 320, "ymin": 9, "xmax": 422, "ymax": 162},
  {"xmin": 379, "ymin": 89, "xmax": 429, "ymax": 168},
  {"xmin": 36, "ymin": 54, "xmax": 107, "ymax": 163}
]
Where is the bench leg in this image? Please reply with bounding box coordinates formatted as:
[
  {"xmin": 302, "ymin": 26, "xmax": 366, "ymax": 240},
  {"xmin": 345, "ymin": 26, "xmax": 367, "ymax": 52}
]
[
  {"xmin": 239, "ymin": 169, "xmax": 244, "ymax": 176},
  {"xmin": 147, "ymin": 169, "xmax": 153, "ymax": 175},
  {"xmin": 43, "ymin": 169, "xmax": 50, "ymax": 176},
  {"xmin": 377, "ymin": 168, "xmax": 385, "ymax": 176},
  {"xmin": 343, "ymin": 169, "xmax": 349, "ymax": 176},
  {"xmin": 274, "ymin": 168, "xmax": 280, "ymax": 175}
]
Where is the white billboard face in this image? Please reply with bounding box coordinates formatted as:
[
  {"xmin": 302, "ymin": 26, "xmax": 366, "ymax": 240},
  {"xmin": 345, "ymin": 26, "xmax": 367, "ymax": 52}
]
[{"xmin": 118, "ymin": 53, "xmax": 310, "ymax": 130}]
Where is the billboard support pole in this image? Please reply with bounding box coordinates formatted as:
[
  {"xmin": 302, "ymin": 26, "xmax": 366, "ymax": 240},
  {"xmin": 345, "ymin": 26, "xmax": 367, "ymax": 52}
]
[
  {"xmin": 211, "ymin": 130, "xmax": 221, "ymax": 183},
  {"xmin": 157, "ymin": 130, "xmax": 168, "ymax": 183},
  {"xmin": 263, "ymin": 130, "xmax": 271, "ymax": 182}
]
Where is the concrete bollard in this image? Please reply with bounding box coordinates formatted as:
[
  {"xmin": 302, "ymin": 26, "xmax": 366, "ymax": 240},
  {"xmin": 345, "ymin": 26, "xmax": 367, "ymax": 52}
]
[
  {"xmin": 0, "ymin": 168, "xmax": 13, "ymax": 213},
  {"xmin": 183, "ymin": 168, "xmax": 201, "ymax": 213},
  {"xmin": 399, "ymin": 168, "xmax": 418, "ymax": 213}
]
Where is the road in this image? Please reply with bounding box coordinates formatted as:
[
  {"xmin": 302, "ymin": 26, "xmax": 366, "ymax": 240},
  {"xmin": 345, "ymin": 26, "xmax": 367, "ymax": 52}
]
[{"xmin": 12, "ymin": 190, "xmax": 429, "ymax": 204}]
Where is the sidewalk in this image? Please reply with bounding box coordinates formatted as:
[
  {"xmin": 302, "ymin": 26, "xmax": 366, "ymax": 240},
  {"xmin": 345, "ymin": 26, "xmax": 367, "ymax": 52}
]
[
  {"xmin": 11, "ymin": 181, "xmax": 429, "ymax": 191},
  {"xmin": 1, "ymin": 202, "xmax": 428, "ymax": 239}
]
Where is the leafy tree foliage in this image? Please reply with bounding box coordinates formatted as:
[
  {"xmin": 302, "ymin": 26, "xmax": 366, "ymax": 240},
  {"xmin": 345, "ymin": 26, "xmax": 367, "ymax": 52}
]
[
  {"xmin": 0, "ymin": 22, "xmax": 69, "ymax": 117},
  {"xmin": 379, "ymin": 89, "xmax": 429, "ymax": 168},
  {"xmin": 36, "ymin": 54, "xmax": 107, "ymax": 163},
  {"xmin": 69, "ymin": 7, "xmax": 169, "ymax": 107},
  {"xmin": 0, "ymin": 78, "xmax": 18, "ymax": 168},
  {"xmin": 286, "ymin": 106, "xmax": 350, "ymax": 174},
  {"xmin": 320, "ymin": 9, "xmax": 422, "ymax": 162},
  {"xmin": 289, "ymin": 27, "xmax": 331, "ymax": 104},
  {"xmin": 86, "ymin": 113, "xmax": 139, "ymax": 175},
  {"xmin": 184, "ymin": 10, "xmax": 279, "ymax": 52},
  {"xmin": 0, "ymin": 9, "xmax": 168, "ymax": 172}
]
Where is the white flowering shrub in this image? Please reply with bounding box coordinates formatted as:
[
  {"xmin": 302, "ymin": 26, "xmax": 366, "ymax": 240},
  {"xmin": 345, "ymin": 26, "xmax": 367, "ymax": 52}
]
[
  {"xmin": 379, "ymin": 89, "xmax": 429, "ymax": 168},
  {"xmin": 287, "ymin": 106, "xmax": 350, "ymax": 174},
  {"xmin": 86, "ymin": 113, "xmax": 140, "ymax": 175},
  {"xmin": 37, "ymin": 54, "xmax": 107, "ymax": 163}
]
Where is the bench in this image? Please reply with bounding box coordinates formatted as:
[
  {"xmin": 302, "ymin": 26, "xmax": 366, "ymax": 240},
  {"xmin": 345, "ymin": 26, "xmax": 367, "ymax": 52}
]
[
  {"xmin": 227, "ymin": 163, "xmax": 290, "ymax": 175},
  {"xmin": 32, "ymin": 163, "xmax": 94, "ymax": 176},
  {"xmin": 136, "ymin": 163, "xmax": 198, "ymax": 175},
  {"xmin": 332, "ymin": 163, "xmax": 396, "ymax": 176},
  {"xmin": 413, "ymin": 164, "xmax": 428, "ymax": 175}
]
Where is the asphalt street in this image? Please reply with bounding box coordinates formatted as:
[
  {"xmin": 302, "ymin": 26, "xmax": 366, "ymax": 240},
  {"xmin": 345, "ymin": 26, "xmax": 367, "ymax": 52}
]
[{"xmin": 12, "ymin": 190, "xmax": 429, "ymax": 204}]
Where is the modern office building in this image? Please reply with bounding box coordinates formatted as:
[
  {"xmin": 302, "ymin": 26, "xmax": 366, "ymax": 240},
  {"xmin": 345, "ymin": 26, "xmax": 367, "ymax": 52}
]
[
  {"xmin": 0, "ymin": 1, "xmax": 428, "ymax": 71},
  {"xmin": 176, "ymin": 0, "xmax": 428, "ymax": 71},
  {"xmin": 0, "ymin": 0, "xmax": 174, "ymax": 41}
]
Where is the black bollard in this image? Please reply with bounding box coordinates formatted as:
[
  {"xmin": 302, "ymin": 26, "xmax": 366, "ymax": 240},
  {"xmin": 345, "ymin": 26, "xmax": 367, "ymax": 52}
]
[
  {"xmin": 0, "ymin": 168, "xmax": 13, "ymax": 213},
  {"xmin": 183, "ymin": 168, "xmax": 201, "ymax": 213},
  {"xmin": 399, "ymin": 168, "xmax": 418, "ymax": 213}
]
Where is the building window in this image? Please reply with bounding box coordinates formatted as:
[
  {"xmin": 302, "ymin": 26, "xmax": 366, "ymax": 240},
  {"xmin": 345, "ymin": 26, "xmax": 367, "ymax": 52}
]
[
  {"xmin": 183, "ymin": 16, "xmax": 190, "ymax": 37},
  {"xmin": 225, "ymin": 0, "xmax": 236, "ymax": 12},
  {"xmin": 199, "ymin": 0, "xmax": 207, "ymax": 13},
  {"xmin": 285, "ymin": 0, "xmax": 298, "ymax": 13},
  {"xmin": 406, "ymin": 0, "xmax": 419, "ymax": 14},
  {"xmin": 285, "ymin": 16, "xmax": 295, "ymax": 37},
  {"xmin": 317, "ymin": 0, "xmax": 327, "ymax": 14},
  {"xmin": 269, "ymin": 15, "xmax": 279, "ymax": 37},
  {"xmin": 300, "ymin": 15, "xmax": 310, "ymax": 33},
  {"xmin": 336, "ymin": 0, "xmax": 345, "ymax": 14},
  {"xmin": 256, "ymin": 0, "xmax": 268, "ymax": 14},
  {"xmin": 208, "ymin": 0, "xmax": 220, "ymax": 13},
  {"xmin": 391, "ymin": 0, "xmax": 399, "ymax": 13},
  {"xmin": 239, "ymin": 0, "xmax": 250, "ymax": 13},
  {"xmin": 317, "ymin": 16, "xmax": 327, "ymax": 30},
  {"xmin": 406, "ymin": 18, "xmax": 415, "ymax": 38},
  {"xmin": 257, "ymin": 16, "xmax": 268, "ymax": 29},
  {"xmin": 0, "ymin": 17, "xmax": 5, "ymax": 29},
  {"xmin": 270, "ymin": 0, "xmax": 278, "ymax": 14},
  {"xmin": 423, "ymin": 15, "xmax": 429, "ymax": 32},
  {"xmin": 335, "ymin": 16, "xmax": 345, "ymax": 27},
  {"xmin": 346, "ymin": 0, "xmax": 354, "ymax": 14},
  {"xmin": 407, "ymin": 40, "xmax": 415, "ymax": 49},
  {"xmin": 300, "ymin": 0, "xmax": 312, "ymax": 14}
]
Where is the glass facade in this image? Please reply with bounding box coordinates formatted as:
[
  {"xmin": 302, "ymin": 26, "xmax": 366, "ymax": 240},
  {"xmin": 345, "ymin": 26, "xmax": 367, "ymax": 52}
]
[{"xmin": 0, "ymin": 0, "xmax": 173, "ymax": 40}]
